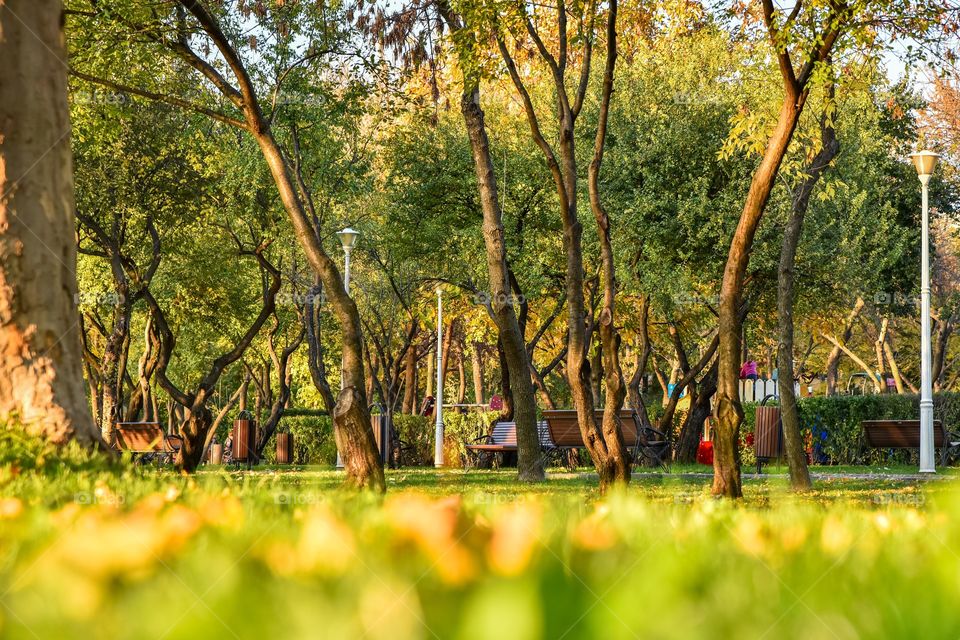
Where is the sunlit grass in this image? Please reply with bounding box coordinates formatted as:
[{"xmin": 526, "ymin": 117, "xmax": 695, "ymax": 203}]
[{"xmin": 1, "ymin": 453, "xmax": 958, "ymax": 638}]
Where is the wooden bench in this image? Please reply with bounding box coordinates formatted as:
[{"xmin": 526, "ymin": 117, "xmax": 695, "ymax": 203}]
[
  {"xmin": 861, "ymin": 419, "xmax": 960, "ymax": 465},
  {"xmin": 465, "ymin": 421, "xmax": 551, "ymax": 467},
  {"xmin": 113, "ymin": 422, "xmax": 183, "ymax": 465},
  {"xmin": 542, "ymin": 409, "xmax": 670, "ymax": 470},
  {"xmin": 862, "ymin": 419, "xmax": 944, "ymax": 448}
]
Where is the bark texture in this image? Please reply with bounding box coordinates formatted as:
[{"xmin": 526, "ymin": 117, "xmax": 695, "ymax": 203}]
[
  {"xmin": 461, "ymin": 85, "xmax": 544, "ymax": 482},
  {"xmin": 0, "ymin": 0, "xmax": 100, "ymax": 445}
]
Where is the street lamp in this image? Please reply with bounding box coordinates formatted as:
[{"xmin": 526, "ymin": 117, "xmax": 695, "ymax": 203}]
[
  {"xmin": 335, "ymin": 227, "xmax": 359, "ymax": 471},
  {"xmin": 337, "ymin": 227, "xmax": 359, "ymax": 294},
  {"xmin": 910, "ymin": 150, "xmax": 939, "ymax": 474},
  {"xmin": 434, "ymin": 287, "xmax": 444, "ymax": 467}
]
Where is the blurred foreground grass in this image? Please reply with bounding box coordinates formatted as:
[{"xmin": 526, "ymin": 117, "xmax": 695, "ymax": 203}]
[{"xmin": 1, "ymin": 436, "xmax": 958, "ymax": 639}]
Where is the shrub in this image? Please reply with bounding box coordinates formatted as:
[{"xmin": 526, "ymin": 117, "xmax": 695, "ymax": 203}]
[
  {"xmin": 0, "ymin": 423, "xmax": 110, "ymax": 475},
  {"xmin": 393, "ymin": 414, "xmax": 433, "ymax": 465},
  {"xmin": 262, "ymin": 416, "xmax": 336, "ymax": 466},
  {"xmin": 738, "ymin": 393, "xmax": 960, "ymax": 465},
  {"xmin": 441, "ymin": 410, "xmax": 499, "ymax": 467}
]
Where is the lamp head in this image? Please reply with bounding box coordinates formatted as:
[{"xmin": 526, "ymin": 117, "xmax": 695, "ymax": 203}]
[
  {"xmin": 337, "ymin": 227, "xmax": 359, "ymax": 251},
  {"xmin": 910, "ymin": 150, "xmax": 940, "ymax": 178}
]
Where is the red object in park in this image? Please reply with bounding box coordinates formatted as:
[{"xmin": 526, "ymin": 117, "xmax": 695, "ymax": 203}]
[
  {"xmin": 696, "ymin": 440, "xmax": 713, "ymax": 465},
  {"xmin": 489, "ymin": 394, "xmax": 503, "ymax": 411}
]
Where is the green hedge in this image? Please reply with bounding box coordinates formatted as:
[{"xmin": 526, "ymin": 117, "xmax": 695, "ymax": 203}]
[
  {"xmin": 394, "ymin": 411, "xmax": 499, "ymax": 467},
  {"xmin": 739, "ymin": 393, "xmax": 960, "ymax": 465},
  {"xmin": 393, "ymin": 414, "xmax": 433, "ymax": 465},
  {"xmin": 261, "ymin": 416, "xmax": 337, "ymax": 466}
]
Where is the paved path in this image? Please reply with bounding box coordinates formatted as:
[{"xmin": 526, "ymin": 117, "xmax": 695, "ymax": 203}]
[{"xmin": 551, "ymin": 471, "xmax": 959, "ymax": 482}]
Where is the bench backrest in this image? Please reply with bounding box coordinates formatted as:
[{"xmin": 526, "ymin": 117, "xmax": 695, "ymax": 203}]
[
  {"xmin": 487, "ymin": 421, "xmax": 553, "ymax": 448},
  {"xmin": 114, "ymin": 422, "xmax": 178, "ymax": 453},
  {"xmin": 542, "ymin": 410, "xmax": 640, "ymax": 447},
  {"xmin": 862, "ymin": 419, "xmax": 945, "ymax": 448},
  {"xmin": 489, "ymin": 421, "xmax": 517, "ymax": 446}
]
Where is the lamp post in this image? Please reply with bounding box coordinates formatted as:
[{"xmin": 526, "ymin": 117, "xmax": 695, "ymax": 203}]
[
  {"xmin": 335, "ymin": 227, "xmax": 359, "ymax": 470},
  {"xmin": 434, "ymin": 287, "xmax": 444, "ymax": 467},
  {"xmin": 337, "ymin": 227, "xmax": 359, "ymax": 295},
  {"xmin": 910, "ymin": 150, "xmax": 939, "ymax": 474}
]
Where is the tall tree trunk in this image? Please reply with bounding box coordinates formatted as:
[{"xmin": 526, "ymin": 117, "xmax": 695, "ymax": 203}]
[
  {"xmin": 460, "ymin": 84, "xmax": 543, "ymax": 480},
  {"xmin": 825, "ymin": 297, "xmax": 865, "ymax": 395},
  {"xmin": 456, "ymin": 347, "xmax": 467, "ymax": 405},
  {"xmin": 933, "ymin": 315, "xmax": 953, "ymax": 390},
  {"xmin": 0, "ymin": 0, "xmax": 100, "ymax": 446},
  {"xmin": 163, "ymin": 0, "xmax": 383, "ymax": 490},
  {"xmin": 426, "ymin": 343, "xmax": 434, "ymax": 398},
  {"xmin": 587, "ymin": 0, "xmax": 631, "ymax": 485},
  {"xmin": 628, "ymin": 296, "xmax": 652, "ymax": 412},
  {"xmin": 715, "ymin": 98, "xmax": 804, "ymax": 498},
  {"xmin": 402, "ymin": 323, "xmax": 418, "ymax": 413},
  {"xmin": 98, "ymin": 286, "xmax": 132, "ymax": 444},
  {"xmin": 590, "ymin": 338, "xmax": 603, "ymax": 406},
  {"xmin": 777, "ymin": 95, "xmax": 837, "ymax": 491},
  {"xmin": 471, "ymin": 342, "xmax": 485, "ymax": 405}
]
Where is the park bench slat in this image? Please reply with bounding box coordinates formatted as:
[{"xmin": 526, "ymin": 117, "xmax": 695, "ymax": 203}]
[
  {"xmin": 465, "ymin": 421, "xmax": 553, "ymax": 453},
  {"xmin": 113, "ymin": 423, "xmax": 183, "ymax": 466},
  {"xmin": 542, "ymin": 409, "xmax": 642, "ymax": 447},
  {"xmin": 542, "ymin": 409, "xmax": 670, "ymax": 469}
]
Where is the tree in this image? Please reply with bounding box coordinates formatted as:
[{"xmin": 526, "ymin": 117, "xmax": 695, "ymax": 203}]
[
  {"xmin": 0, "ymin": 0, "xmax": 100, "ymax": 446},
  {"xmin": 483, "ymin": 0, "xmax": 633, "ymax": 489},
  {"xmin": 74, "ymin": 1, "xmax": 384, "ymax": 490},
  {"xmin": 777, "ymin": 82, "xmax": 838, "ymax": 492},
  {"xmin": 711, "ymin": 0, "xmax": 955, "ymax": 497}
]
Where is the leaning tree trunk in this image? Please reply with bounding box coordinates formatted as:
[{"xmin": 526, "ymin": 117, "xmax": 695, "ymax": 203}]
[
  {"xmin": 825, "ymin": 297, "xmax": 864, "ymax": 395},
  {"xmin": 715, "ymin": 99, "xmax": 803, "ymax": 498},
  {"xmin": 461, "ymin": 86, "xmax": 544, "ymax": 482},
  {"xmin": 0, "ymin": 0, "xmax": 100, "ymax": 446},
  {"xmin": 777, "ymin": 96, "xmax": 837, "ymax": 492}
]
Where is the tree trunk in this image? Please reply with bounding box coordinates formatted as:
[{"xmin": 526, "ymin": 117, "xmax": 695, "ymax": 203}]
[
  {"xmin": 825, "ymin": 297, "xmax": 865, "ymax": 395},
  {"xmin": 426, "ymin": 344, "xmax": 434, "ymax": 398},
  {"xmin": 402, "ymin": 323, "xmax": 418, "ymax": 413},
  {"xmin": 471, "ymin": 342, "xmax": 484, "ymax": 405},
  {"xmin": 883, "ymin": 329, "xmax": 915, "ymax": 393},
  {"xmin": 777, "ymin": 97, "xmax": 837, "ymax": 491},
  {"xmin": 627, "ymin": 296, "xmax": 651, "ymax": 412},
  {"xmin": 98, "ymin": 293, "xmax": 131, "ymax": 445},
  {"xmin": 461, "ymin": 87, "xmax": 543, "ymax": 481},
  {"xmin": 178, "ymin": 407, "xmax": 213, "ymax": 471},
  {"xmin": 933, "ymin": 315, "xmax": 953, "ymax": 390},
  {"xmin": 676, "ymin": 362, "xmax": 718, "ymax": 463},
  {"xmin": 168, "ymin": 0, "xmax": 382, "ymax": 490},
  {"xmin": 0, "ymin": 0, "xmax": 100, "ymax": 446},
  {"xmin": 456, "ymin": 342, "xmax": 467, "ymax": 405},
  {"xmin": 715, "ymin": 99, "xmax": 803, "ymax": 498},
  {"xmin": 587, "ymin": 0, "xmax": 631, "ymax": 485}
]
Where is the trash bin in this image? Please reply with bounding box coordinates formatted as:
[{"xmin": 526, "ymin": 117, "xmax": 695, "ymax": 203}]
[
  {"xmin": 232, "ymin": 410, "xmax": 255, "ymax": 464},
  {"xmin": 276, "ymin": 432, "xmax": 293, "ymax": 464},
  {"xmin": 209, "ymin": 443, "xmax": 224, "ymax": 465},
  {"xmin": 754, "ymin": 400, "xmax": 782, "ymax": 473}
]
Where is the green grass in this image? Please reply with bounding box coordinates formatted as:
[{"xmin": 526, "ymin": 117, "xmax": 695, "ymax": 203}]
[{"xmin": 1, "ymin": 446, "xmax": 959, "ymax": 639}]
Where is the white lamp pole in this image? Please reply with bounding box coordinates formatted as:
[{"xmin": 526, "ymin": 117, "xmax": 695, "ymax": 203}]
[
  {"xmin": 335, "ymin": 227, "xmax": 359, "ymax": 470},
  {"xmin": 910, "ymin": 151, "xmax": 939, "ymax": 474},
  {"xmin": 434, "ymin": 287, "xmax": 444, "ymax": 467}
]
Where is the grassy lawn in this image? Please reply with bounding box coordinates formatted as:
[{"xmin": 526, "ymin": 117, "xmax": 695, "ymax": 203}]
[{"xmin": 1, "ymin": 455, "xmax": 958, "ymax": 639}]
